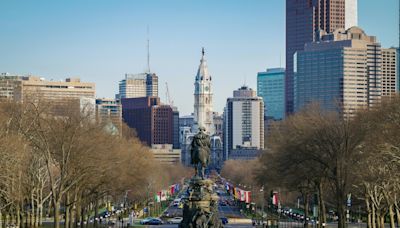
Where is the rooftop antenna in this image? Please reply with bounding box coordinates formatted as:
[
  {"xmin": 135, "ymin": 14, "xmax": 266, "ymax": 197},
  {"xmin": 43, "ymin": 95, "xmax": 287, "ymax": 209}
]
[{"xmin": 146, "ymin": 25, "xmax": 150, "ymax": 73}]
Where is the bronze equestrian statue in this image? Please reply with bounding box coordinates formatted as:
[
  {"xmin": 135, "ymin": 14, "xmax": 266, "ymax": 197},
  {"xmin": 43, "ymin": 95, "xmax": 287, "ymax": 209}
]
[{"xmin": 190, "ymin": 126, "xmax": 211, "ymax": 179}]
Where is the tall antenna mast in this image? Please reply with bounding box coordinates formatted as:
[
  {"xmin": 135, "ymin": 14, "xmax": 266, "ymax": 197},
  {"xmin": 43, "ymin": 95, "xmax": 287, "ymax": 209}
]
[{"xmin": 147, "ymin": 25, "xmax": 150, "ymax": 73}]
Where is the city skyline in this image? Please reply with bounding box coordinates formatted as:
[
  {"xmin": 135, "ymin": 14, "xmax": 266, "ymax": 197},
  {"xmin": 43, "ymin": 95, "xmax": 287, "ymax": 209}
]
[{"xmin": 0, "ymin": 0, "xmax": 398, "ymax": 115}]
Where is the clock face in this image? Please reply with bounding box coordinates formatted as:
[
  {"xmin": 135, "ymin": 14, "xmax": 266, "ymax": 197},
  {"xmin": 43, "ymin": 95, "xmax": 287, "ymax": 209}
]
[{"xmin": 205, "ymin": 86, "xmax": 209, "ymax": 91}]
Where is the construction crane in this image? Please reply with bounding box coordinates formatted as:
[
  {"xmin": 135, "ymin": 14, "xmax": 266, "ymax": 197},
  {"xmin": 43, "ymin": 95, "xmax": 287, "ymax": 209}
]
[{"xmin": 165, "ymin": 82, "xmax": 174, "ymax": 107}]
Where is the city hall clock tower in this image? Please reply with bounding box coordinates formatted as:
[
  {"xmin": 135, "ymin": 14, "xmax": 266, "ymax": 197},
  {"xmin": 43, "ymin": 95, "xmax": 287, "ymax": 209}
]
[{"xmin": 194, "ymin": 48, "xmax": 214, "ymax": 135}]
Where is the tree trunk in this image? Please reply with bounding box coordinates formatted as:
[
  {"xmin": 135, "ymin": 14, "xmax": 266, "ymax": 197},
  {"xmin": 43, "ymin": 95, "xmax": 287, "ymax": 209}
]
[
  {"xmin": 376, "ymin": 212, "xmax": 381, "ymax": 228},
  {"xmin": 336, "ymin": 192, "xmax": 346, "ymax": 228},
  {"xmin": 31, "ymin": 190, "xmax": 35, "ymax": 227},
  {"xmin": 318, "ymin": 181, "xmax": 327, "ymax": 226},
  {"xmin": 94, "ymin": 197, "xmax": 99, "ymax": 228},
  {"xmin": 396, "ymin": 207, "xmax": 400, "ymax": 228},
  {"xmin": 366, "ymin": 197, "xmax": 372, "ymax": 228},
  {"xmin": 53, "ymin": 200, "xmax": 60, "ymax": 228},
  {"xmin": 372, "ymin": 204, "xmax": 376, "ymax": 228},
  {"xmin": 37, "ymin": 187, "xmax": 42, "ymax": 227},
  {"xmin": 65, "ymin": 193, "xmax": 70, "ymax": 228},
  {"xmin": 304, "ymin": 193, "xmax": 310, "ymax": 228},
  {"xmin": 80, "ymin": 206, "xmax": 85, "ymax": 228},
  {"xmin": 388, "ymin": 204, "xmax": 395, "ymax": 228},
  {"xmin": 0, "ymin": 208, "xmax": 2, "ymax": 228},
  {"xmin": 379, "ymin": 215, "xmax": 384, "ymax": 228}
]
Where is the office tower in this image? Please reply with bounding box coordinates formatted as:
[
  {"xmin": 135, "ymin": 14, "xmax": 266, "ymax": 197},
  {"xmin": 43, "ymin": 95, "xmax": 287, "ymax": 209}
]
[
  {"xmin": 257, "ymin": 68, "xmax": 285, "ymax": 120},
  {"xmin": 213, "ymin": 113, "xmax": 223, "ymax": 138},
  {"xmin": 286, "ymin": 0, "xmax": 357, "ymax": 114},
  {"xmin": 223, "ymin": 86, "xmax": 264, "ymax": 160},
  {"xmin": 210, "ymin": 135, "xmax": 223, "ymax": 171},
  {"xmin": 172, "ymin": 107, "xmax": 180, "ymax": 149},
  {"xmin": 382, "ymin": 48, "xmax": 398, "ymax": 96},
  {"xmin": 118, "ymin": 73, "xmax": 158, "ymax": 99},
  {"xmin": 96, "ymin": 98, "xmax": 122, "ymax": 134},
  {"xmin": 121, "ymin": 96, "xmax": 173, "ymax": 146},
  {"xmin": 294, "ymin": 27, "xmax": 383, "ymax": 117},
  {"xmin": 193, "ymin": 48, "xmax": 214, "ymax": 135},
  {"xmin": 345, "ymin": 0, "xmax": 358, "ymax": 29}
]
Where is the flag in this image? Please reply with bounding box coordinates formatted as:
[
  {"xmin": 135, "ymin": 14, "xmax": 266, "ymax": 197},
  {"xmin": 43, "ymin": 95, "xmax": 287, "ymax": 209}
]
[
  {"xmin": 272, "ymin": 191, "xmax": 279, "ymax": 205},
  {"xmin": 245, "ymin": 191, "xmax": 251, "ymax": 203},
  {"xmin": 240, "ymin": 190, "xmax": 245, "ymax": 202},
  {"xmin": 170, "ymin": 185, "xmax": 175, "ymax": 195},
  {"xmin": 155, "ymin": 192, "xmax": 161, "ymax": 202},
  {"xmin": 235, "ymin": 188, "xmax": 240, "ymax": 199},
  {"xmin": 161, "ymin": 190, "xmax": 167, "ymax": 201}
]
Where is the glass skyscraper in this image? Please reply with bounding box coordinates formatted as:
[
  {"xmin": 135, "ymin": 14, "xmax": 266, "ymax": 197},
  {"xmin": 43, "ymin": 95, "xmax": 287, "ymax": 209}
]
[
  {"xmin": 257, "ymin": 68, "xmax": 285, "ymax": 120},
  {"xmin": 286, "ymin": 0, "xmax": 357, "ymax": 114},
  {"xmin": 294, "ymin": 27, "xmax": 383, "ymax": 117}
]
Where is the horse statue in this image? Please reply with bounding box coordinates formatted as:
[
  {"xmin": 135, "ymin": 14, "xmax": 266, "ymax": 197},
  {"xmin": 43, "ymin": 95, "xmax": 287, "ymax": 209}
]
[{"xmin": 190, "ymin": 126, "xmax": 211, "ymax": 179}]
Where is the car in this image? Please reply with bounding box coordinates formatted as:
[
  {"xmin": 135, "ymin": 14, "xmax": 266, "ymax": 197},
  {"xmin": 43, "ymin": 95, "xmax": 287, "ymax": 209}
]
[
  {"xmin": 145, "ymin": 218, "xmax": 163, "ymax": 225},
  {"xmin": 168, "ymin": 217, "xmax": 183, "ymax": 224},
  {"xmin": 140, "ymin": 217, "xmax": 155, "ymax": 225},
  {"xmin": 220, "ymin": 217, "xmax": 228, "ymax": 225}
]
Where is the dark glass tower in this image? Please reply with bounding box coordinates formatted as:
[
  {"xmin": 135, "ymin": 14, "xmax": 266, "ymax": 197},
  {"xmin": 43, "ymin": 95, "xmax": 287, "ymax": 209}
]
[{"xmin": 285, "ymin": 0, "xmax": 346, "ymax": 114}]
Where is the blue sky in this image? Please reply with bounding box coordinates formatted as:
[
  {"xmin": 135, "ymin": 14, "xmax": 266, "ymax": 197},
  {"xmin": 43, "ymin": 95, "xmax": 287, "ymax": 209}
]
[{"xmin": 0, "ymin": 0, "xmax": 398, "ymax": 115}]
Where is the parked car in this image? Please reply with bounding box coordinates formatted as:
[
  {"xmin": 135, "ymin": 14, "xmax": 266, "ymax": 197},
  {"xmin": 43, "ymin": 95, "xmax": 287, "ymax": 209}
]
[
  {"xmin": 168, "ymin": 217, "xmax": 183, "ymax": 224},
  {"xmin": 145, "ymin": 218, "xmax": 163, "ymax": 225},
  {"xmin": 140, "ymin": 217, "xmax": 155, "ymax": 225},
  {"xmin": 220, "ymin": 217, "xmax": 228, "ymax": 225}
]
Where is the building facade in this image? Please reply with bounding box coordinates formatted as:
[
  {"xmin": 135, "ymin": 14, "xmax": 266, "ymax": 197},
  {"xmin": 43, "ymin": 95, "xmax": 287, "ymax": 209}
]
[
  {"xmin": 382, "ymin": 48, "xmax": 398, "ymax": 97},
  {"xmin": 14, "ymin": 76, "xmax": 95, "ymax": 102},
  {"xmin": 294, "ymin": 27, "xmax": 383, "ymax": 117},
  {"xmin": 0, "ymin": 73, "xmax": 23, "ymax": 99},
  {"xmin": 257, "ymin": 68, "xmax": 285, "ymax": 120},
  {"xmin": 96, "ymin": 98, "xmax": 122, "ymax": 134},
  {"xmin": 286, "ymin": 0, "xmax": 357, "ymax": 114},
  {"xmin": 223, "ymin": 86, "xmax": 264, "ymax": 160},
  {"xmin": 172, "ymin": 107, "xmax": 180, "ymax": 149},
  {"xmin": 118, "ymin": 73, "xmax": 158, "ymax": 99},
  {"xmin": 122, "ymin": 97, "xmax": 175, "ymax": 146},
  {"xmin": 151, "ymin": 144, "xmax": 181, "ymax": 164},
  {"xmin": 194, "ymin": 48, "xmax": 214, "ymax": 135}
]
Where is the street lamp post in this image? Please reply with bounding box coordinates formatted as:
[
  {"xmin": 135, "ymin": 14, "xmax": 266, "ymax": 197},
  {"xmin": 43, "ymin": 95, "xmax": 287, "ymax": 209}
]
[{"xmin": 261, "ymin": 186, "xmax": 265, "ymax": 227}]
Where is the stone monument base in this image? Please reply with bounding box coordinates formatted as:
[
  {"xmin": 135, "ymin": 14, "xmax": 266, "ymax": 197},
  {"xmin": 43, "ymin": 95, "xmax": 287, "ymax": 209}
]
[{"xmin": 179, "ymin": 176, "xmax": 223, "ymax": 228}]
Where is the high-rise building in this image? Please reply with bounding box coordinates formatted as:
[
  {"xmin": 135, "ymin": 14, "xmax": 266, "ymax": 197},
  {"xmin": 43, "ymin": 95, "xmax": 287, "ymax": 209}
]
[
  {"xmin": 286, "ymin": 0, "xmax": 357, "ymax": 114},
  {"xmin": 118, "ymin": 73, "xmax": 158, "ymax": 99},
  {"xmin": 257, "ymin": 68, "xmax": 285, "ymax": 120},
  {"xmin": 382, "ymin": 48, "xmax": 398, "ymax": 97},
  {"xmin": 345, "ymin": 0, "xmax": 358, "ymax": 29},
  {"xmin": 213, "ymin": 113, "xmax": 223, "ymax": 138},
  {"xmin": 96, "ymin": 98, "xmax": 122, "ymax": 134},
  {"xmin": 121, "ymin": 96, "xmax": 176, "ymax": 146},
  {"xmin": 210, "ymin": 135, "xmax": 223, "ymax": 171},
  {"xmin": 172, "ymin": 107, "xmax": 180, "ymax": 149},
  {"xmin": 294, "ymin": 27, "xmax": 383, "ymax": 117},
  {"xmin": 223, "ymin": 86, "xmax": 264, "ymax": 160},
  {"xmin": 194, "ymin": 48, "xmax": 214, "ymax": 135}
]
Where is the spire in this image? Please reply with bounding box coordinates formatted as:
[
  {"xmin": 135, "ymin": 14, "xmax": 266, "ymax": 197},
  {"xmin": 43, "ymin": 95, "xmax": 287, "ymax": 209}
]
[
  {"xmin": 196, "ymin": 47, "xmax": 210, "ymax": 81},
  {"xmin": 146, "ymin": 25, "xmax": 150, "ymax": 73}
]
